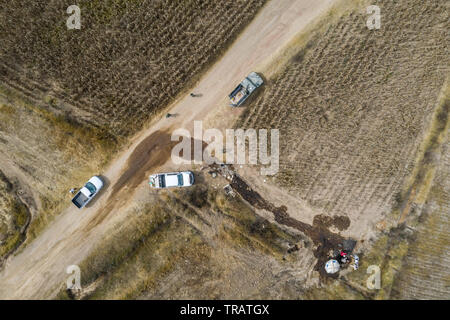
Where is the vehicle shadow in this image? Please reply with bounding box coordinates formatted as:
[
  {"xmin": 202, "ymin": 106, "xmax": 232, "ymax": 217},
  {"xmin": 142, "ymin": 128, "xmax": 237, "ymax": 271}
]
[
  {"xmin": 192, "ymin": 171, "xmax": 205, "ymax": 185},
  {"xmin": 257, "ymin": 72, "xmax": 268, "ymax": 85},
  {"xmin": 85, "ymin": 175, "xmax": 110, "ymax": 208}
]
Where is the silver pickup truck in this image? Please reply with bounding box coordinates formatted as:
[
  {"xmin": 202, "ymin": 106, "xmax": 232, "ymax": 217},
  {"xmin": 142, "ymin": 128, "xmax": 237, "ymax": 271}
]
[
  {"xmin": 229, "ymin": 72, "xmax": 264, "ymax": 107},
  {"xmin": 71, "ymin": 176, "xmax": 104, "ymax": 209}
]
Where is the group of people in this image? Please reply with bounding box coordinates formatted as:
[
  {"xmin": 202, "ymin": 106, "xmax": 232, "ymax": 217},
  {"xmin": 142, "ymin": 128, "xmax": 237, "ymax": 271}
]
[
  {"xmin": 166, "ymin": 92, "xmax": 200, "ymax": 119},
  {"xmin": 338, "ymin": 250, "xmax": 359, "ymax": 270}
]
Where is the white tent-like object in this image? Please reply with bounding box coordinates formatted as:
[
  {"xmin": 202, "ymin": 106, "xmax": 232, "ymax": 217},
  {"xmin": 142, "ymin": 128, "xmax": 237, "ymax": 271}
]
[{"xmin": 325, "ymin": 259, "xmax": 340, "ymax": 274}]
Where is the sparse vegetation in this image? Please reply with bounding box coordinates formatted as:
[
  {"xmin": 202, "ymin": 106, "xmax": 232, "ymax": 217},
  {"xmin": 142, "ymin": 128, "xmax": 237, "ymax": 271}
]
[
  {"xmin": 0, "ymin": 0, "xmax": 268, "ymax": 254},
  {"xmin": 0, "ymin": 88, "xmax": 116, "ymax": 249},
  {"xmin": 305, "ymin": 85, "xmax": 449, "ymax": 300},
  {"xmin": 237, "ymin": 0, "xmax": 448, "ymax": 225},
  {"xmin": 0, "ymin": 171, "xmax": 30, "ymax": 260},
  {"xmin": 0, "ymin": 0, "xmax": 268, "ymax": 137},
  {"xmin": 57, "ymin": 183, "xmax": 301, "ymax": 299},
  {"xmin": 1, "ymin": 0, "xmax": 448, "ymax": 300},
  {"xmin": 233, "ymin": 0, "xmax": 449, "ymax": 299}
]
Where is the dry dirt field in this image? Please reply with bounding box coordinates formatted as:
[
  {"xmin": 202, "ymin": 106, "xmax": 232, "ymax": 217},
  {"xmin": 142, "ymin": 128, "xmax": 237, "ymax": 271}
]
[
  {"xmin": 58, "ymin": 0, "xmax": 448, "ymax": 299},
  {"xmin": 0, "ymin": 0, "xmax": 338, "ymax": 299},
  {"xmin": 0, "ymin": 0, "xmax": 267, "ymax": 261},
  {"xmin": 391, "ymin": 124, "xmax": 449, "ymax": 300},
  {"xmin": 0, "ymin": 88, "xmax": 115, "ymax": 261},
  {"xmin": 0, "ymin": 0, "xmax": 448, "ymax": 300},
  {"xmin": 0, "ymin": 0, "xmax": 267, "ymax": 137},
  {"xmin": 57, "ymin": 177, "xmax": 316, "ymax": 300},
  {"xmin": 233, "ymin": 0, "xmax": 449, "ymax": 298},
  {"xmin": 237, "ymin": 0, "xmax": 449, "ymax": 239}
]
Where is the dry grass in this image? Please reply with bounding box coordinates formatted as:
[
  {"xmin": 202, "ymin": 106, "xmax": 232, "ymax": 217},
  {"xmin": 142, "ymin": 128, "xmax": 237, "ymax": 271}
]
[
  {"xmin": 301, "ymin": 81, "xmax": 449, "ymax": 300},
  {"xmin": 56, "ymin": 183, "xmax": 302, "ymax": 300},
  {"xmin": 56, "ymin": 0, "xmax": 449, "ymax": 299},
  {"xmin": 304, "ymin": 82, "xmax": 449, "ymax": 300},
  {"xmin": 0, "ymin": 0, "xmax": 268, "ymax": 254},
  {"xmin": 2, "ymin": 0, "xmax": 448, "ymax": 299},
  {"xmin": 0, "ymin": 171, "xmax": 29, "ymax": 259},
  {"xmin": 237, "ymin": 0, "xmax": 449, "ymax": 232},
  {"xmin": 0, "ymin": 87, "xmax": 117, "ymax": 249},
  {"xmin": 0, "ymin": 0, "xmax": 268, "ymax": 137},
  {"xmin": 389, "ymin": 89, "xmax": 449, "ymax": 299},
  {"xmin": 232, "ymin": 0, "xmax": 449, "ymax": 299},
  {"xmin": 391, "ymin": 172, "xmax": 450, "ymax": 299}
]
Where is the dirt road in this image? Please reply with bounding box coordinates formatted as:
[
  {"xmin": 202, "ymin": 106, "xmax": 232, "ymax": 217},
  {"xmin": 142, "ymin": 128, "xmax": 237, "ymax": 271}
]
[{"xmin": 0, "ymin": 0, "xmax": 337, "ymax": 299}]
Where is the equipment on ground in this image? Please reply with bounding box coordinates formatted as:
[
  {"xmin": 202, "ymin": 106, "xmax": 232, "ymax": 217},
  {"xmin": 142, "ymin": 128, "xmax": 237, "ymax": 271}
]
[{"xmin": 325, "ymin": 259, "xmax": 340, "ymax": 274}]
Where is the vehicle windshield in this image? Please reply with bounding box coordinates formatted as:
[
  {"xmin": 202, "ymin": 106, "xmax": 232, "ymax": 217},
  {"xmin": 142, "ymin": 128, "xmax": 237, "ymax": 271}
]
[
  {"xmin": 85, "ymin": 182, "xmax": 97, "ymax": 194},
  {"xmin": 177, "ymin": 174, "xmax": 183, "ymax": 186},
  {"xmin": 159, "ymin": 175, "xmax": 166, "ymax": 188}
]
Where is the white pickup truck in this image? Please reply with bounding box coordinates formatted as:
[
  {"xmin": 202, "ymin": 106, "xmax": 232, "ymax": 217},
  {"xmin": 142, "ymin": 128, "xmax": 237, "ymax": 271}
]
[
  {"xmin": 149, "ymin": 171, "xmax": 194, "ymax": 189},
  {"xmin": 71, "ymin": 176, "xmax": 104, "ymax": 209}
]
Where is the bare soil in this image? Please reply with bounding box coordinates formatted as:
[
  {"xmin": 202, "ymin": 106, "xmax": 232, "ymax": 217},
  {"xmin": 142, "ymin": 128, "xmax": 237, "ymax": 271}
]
[
  {"xmin": 0, "ymin": 0, "xmax": 268, "ymax": 137},
  {"xmin": 236, "ymin": 0, "xmax": 449, "ymax": 243}
]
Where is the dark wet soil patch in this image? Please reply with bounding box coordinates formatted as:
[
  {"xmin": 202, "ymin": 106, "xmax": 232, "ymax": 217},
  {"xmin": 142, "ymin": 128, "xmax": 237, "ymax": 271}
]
[
  {"xmin": 112, "ymin": 130, "xmax": 208, "ymax": 196},
  {"xmin": 229, "ymin": 173, "xmax": 353, "ymax": 278},
  {"xmin": 112, "ymin": 130, "xmax": 176, "ymax": 196},
  {"xmin": 88, "ymin": 130, "xmax": 207, "ymax": 231},
  {"xmin": 313, "ymin": 214, "xmax": 351, "ymax": 232}
]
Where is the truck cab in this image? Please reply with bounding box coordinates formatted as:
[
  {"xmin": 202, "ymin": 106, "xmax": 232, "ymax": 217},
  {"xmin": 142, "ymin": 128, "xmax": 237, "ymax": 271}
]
[{"xmin": 71, "ymin": 176, "xmax": 104, "ymax": 209}]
